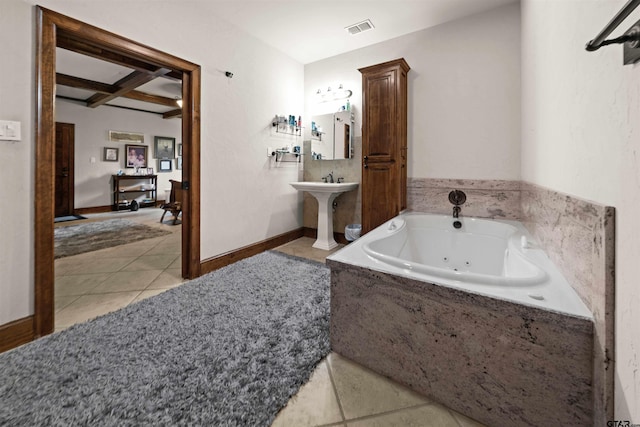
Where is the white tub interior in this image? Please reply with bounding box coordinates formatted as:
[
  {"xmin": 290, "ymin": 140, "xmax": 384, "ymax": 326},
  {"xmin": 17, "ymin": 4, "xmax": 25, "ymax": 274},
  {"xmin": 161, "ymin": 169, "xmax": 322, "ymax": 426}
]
[{"xmin": 328, "ymin": 213, "xmax": 592, "ymax": 319}]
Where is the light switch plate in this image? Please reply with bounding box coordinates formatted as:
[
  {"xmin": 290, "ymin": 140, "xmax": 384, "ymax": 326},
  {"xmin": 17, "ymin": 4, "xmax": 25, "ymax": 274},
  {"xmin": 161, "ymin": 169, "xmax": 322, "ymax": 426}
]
[{"xmin": 0, "ymin": 120, "xmax": 21, "ymax": 141}]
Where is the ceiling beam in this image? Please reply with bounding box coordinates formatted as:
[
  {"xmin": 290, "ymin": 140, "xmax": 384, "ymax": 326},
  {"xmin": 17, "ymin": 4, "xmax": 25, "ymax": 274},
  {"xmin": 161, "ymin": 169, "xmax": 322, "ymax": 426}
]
[
  {"xmin": 57, "ymin": 35, "xmax": 183, "ymax": 82},
  {"xmin": 56, "ymin": 95, "xmax": 165, "ymax": 116},
  {"xmin": 123, "ymin": 91, "xmax": 180, "ymax": 107},
  {"xmin": 56, "ymin": 73, "xmax": 112, "ymax": 93},
  {"xmin": 163, "ymin": 109, "xmax": 183, "ymax": 119},
  {"xmin": 56, "ymin": 73, "xmax": 180, "ymax": 108},
  {"xmin": 58, "ymin": 35, "xmax": 158, "ymax": 74},
  {"xmin": 85, "ymin": 68, "xmax": 172, "ymax": 108}
]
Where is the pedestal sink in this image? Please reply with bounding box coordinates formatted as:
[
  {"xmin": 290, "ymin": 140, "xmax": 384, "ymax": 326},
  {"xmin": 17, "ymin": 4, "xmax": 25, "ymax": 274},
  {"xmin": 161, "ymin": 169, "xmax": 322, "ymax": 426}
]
[{"xmin": 290, "ymin": 181, "xmax": 359, "ymax": 250}]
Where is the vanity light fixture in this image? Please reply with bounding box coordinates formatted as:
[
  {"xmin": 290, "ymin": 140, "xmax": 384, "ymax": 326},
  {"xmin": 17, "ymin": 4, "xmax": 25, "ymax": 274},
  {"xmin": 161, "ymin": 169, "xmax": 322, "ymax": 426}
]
[
  {"xmin": 316, "ymin": 84, "xmax": 352, "ymax": 103},
  {"xmin": 345, "ymin": 19, "xmax": 374, "ymax": 35}
]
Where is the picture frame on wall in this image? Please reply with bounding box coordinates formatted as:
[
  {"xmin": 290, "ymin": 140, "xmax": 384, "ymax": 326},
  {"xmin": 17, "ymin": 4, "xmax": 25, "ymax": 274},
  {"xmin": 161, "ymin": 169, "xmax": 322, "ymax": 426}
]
[
  {"xmin": 177, "ymin": 156, "xmax": 183, "ymax": 170},
  {"xmin": 177, "ymin": 143, "xmax": 182, "ymax": 156},
  {"xmin": 104, "ymin": 147, "xmax": 118, "ymax": 162},
  {"xmin": 158, "ymin": 159, "xmax": 172, "ymax": 172},
  {"xmin": 109, "ymin": 130, "xmax": 144, "ymax": 144},
  {"xmin": 154, "ymin": 136, "xmax": 175, "ymax": 159},
  {"xmin": 125, "ymin": 144, "xmax": 148, "ymax": 168}
]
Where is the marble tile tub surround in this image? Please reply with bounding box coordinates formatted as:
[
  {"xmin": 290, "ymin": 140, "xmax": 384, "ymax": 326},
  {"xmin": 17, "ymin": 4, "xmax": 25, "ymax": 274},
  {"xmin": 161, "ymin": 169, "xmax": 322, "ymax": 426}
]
[
  {"xmin": 371, "ymin": 178, "xmax": 614, "ymax": 424},
  {"xmin": 407, "ymin": 178, "xmax": 522, "ymax": 219},
  {"xmin": 329, "ymin": 260, "xmax": 595, "ymax": 427},
  {"xmin": 520, "ymin": 182, "xmax": 615, "ymax": 424}
]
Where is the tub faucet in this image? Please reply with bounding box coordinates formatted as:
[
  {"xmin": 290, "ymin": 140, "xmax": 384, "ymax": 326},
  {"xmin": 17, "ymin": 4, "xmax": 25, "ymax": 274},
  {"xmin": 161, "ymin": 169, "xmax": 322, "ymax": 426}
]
[{"xmin": 448, "ymin": 189, "xmax": 467, "ymax": 219}]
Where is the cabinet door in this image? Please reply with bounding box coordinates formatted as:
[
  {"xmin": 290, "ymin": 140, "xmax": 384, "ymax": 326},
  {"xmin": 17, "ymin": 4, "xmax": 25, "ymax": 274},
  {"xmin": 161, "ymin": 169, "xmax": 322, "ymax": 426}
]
[{"xmin": 360, "ymin": 60, "xmax": 408, "ymax": 233}]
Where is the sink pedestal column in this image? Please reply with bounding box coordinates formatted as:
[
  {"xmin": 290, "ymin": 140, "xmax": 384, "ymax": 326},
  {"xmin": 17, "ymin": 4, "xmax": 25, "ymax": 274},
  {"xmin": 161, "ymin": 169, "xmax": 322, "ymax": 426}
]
[
  {"xmin": 289, "ymin": 181, "xmax": 358, "ymax": 251},
  {"xmin": 313, "ymin": 192, "xmax": 339, "ymax": 250}
]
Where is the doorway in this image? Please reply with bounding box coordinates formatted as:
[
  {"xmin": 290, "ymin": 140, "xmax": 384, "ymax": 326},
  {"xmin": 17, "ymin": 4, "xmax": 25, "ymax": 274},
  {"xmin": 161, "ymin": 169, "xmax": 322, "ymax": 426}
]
[
  {"xmin": 35, "ymin": 7, "xmax": 201, "ymax": 338},
  {"xmin": 54, "ymin": 122, "xmax": 75, "ymax": 218}
]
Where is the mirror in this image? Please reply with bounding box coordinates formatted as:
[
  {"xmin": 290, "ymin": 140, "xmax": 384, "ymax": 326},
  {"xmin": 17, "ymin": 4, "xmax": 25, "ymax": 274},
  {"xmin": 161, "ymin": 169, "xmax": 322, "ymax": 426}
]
[{"xmin": 310, "ymin": 111, "xmax": 353, "ymax": 160}]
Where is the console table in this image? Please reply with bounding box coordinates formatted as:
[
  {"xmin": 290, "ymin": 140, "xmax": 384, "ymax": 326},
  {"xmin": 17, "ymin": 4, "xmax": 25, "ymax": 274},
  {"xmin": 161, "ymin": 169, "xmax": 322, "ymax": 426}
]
[{"xmin": 112, "ymin": 174, "xmax": 158, "ymax": 211}]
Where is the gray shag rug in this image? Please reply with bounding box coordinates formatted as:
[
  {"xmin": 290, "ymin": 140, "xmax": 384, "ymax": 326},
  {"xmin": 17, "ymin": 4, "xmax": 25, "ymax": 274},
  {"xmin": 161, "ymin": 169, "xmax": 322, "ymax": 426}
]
[
  {"xmin": 54, "ymin": 218, "xmax": 172, "ymax": 259},
  {"xmin": 0, "ymin": 251, "xmax": 330, "ymax": 426}
]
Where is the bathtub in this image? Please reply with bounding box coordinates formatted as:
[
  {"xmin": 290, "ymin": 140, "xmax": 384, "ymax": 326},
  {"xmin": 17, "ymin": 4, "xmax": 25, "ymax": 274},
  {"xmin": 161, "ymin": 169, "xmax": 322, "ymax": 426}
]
[
  {"xmin": 329, "ymin": 213, "xmax": 592, "ymax": 319},
  {"xmin": 328, "ymin": 212, "xmax": 594, "ymax": 426}
]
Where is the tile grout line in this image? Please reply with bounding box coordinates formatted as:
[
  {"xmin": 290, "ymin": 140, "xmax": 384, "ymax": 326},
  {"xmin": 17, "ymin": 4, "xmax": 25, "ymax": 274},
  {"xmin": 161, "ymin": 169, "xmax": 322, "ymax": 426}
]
[
  {"xmin": 338, "ymin": 402, "xmax": 435, "ymax": 425},
  {"xmin": 448, "ymin": 407, "xmax": 467, "ymax": 427},
  {"xmin": 325, "ymin": 355, "xmax": 347, "ymax": 423}
]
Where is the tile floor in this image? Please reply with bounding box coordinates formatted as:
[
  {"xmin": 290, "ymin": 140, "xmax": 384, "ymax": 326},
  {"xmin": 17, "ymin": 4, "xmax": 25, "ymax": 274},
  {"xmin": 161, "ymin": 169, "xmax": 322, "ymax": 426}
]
[
  {"xmin": 54, "ymin": 212, "xmax": 486, "ymax": 427},
  {"xmin": 54, "ymin": 208, "xmax": 184, "ymax": 332}
]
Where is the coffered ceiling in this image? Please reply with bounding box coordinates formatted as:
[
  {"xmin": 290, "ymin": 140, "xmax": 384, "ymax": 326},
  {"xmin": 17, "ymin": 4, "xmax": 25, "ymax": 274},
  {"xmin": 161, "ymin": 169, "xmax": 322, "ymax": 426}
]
[{"xmin": 55, "ymin": 47, "xmax": 183, "ymax": 119}]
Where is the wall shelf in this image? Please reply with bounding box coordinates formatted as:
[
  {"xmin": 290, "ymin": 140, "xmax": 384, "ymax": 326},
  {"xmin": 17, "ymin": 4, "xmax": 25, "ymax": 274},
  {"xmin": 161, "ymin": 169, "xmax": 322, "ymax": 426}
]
[
  {"xmin": 274, "ymin": 123, "xmax": 302, "ymax": 136},
  {"xmin": 272, "ymin": 150, "xmax": 300, "ymax": 163},
  {"xmin": 271, "ymin": 115, "xmax": 302, "ymax": 137}
]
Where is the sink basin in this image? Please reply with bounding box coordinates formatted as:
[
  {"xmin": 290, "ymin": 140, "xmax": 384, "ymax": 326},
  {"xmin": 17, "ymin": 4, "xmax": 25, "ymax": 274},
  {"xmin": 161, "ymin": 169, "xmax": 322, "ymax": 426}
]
[
  {"xmin": 290, "ymin": 181, "xmax": 359, "ymax": 250},
  {"xmin": 289, "ymin": 181, "xmax": 359, "ymax": 193}
]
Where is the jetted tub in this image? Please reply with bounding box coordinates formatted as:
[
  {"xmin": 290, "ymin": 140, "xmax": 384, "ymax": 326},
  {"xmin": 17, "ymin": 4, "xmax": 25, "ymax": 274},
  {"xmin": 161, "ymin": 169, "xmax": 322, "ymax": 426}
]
[
  {"xmin": 328, "ymin": 212, "xmax": 595, "ymax": 426},
  {"xmin": 329, "ymin": 212, "xmax": 592, "ymax": 319}
]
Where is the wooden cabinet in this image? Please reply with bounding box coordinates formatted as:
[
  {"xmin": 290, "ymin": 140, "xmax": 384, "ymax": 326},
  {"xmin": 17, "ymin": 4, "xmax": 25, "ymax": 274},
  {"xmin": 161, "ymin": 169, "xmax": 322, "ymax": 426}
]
[
  {"xmin": 112, "ymin": 174, "xmax": 157, "ymax": 210},
  {"xmin": 359, "ymin": 58, "xmax": 410, "ymax": 233}
]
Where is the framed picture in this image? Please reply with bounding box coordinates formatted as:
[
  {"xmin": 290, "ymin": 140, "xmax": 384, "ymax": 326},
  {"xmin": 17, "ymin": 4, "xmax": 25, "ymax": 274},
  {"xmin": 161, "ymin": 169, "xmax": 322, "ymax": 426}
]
[
  {"xmin": 177, "ymin": 143, "xmax": 182, "ymax": 156},
  {"xmin": 109, "ymin": 130, "xmax": 144, "ymax": 144},
  {"xmin": 104, "ymin": 147, "xmax": 118, "ymax": 162},
  {"xmin": 154, "ymin": 136, "xmax": 175, "ymax": 159},
  {"xmin": 125, "ymin": 144, "xmax": 148, "ymax": 168},
  {"xmin": 177, "ymin": 156, "xmax": 183, "ymax": 170},
  {"xmin": 158, "ymin": 159, "xmax": 172, "ymax": 172}
]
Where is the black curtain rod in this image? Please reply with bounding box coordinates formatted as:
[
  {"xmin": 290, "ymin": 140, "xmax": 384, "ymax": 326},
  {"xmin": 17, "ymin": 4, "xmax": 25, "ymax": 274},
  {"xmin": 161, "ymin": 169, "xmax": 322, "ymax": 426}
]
[{"xmin": 586, "ymin": 0, "xmax": 640, "ymax": 51}]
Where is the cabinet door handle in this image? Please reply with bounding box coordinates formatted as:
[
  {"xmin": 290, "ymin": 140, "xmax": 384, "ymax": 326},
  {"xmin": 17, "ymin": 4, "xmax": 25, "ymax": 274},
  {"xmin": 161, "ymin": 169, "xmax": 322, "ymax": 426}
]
[{"xmin": 363, "ymin": 155, "xmax": 368, "ymax": 168}]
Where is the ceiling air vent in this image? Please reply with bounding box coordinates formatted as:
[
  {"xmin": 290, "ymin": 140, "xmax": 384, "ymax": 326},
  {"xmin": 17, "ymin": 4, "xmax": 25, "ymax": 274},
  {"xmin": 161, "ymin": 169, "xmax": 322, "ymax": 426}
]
[{"xmin": 345, "ymin": 19, "xmax": 374, "ymax": 35}]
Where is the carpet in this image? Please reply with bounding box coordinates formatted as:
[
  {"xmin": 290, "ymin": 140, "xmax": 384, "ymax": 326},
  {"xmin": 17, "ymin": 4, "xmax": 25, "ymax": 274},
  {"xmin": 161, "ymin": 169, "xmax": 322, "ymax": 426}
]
[
  {"xmin": 54, "ymin": 218, "xmax": 172, "ymax": 259},
  {"xmin": 0, "ymin": 251, "xmax": 331, "ymax": 426},
  {"xmin": 54, "ymin": 215, "xmax": 87, "ymax": 223}
]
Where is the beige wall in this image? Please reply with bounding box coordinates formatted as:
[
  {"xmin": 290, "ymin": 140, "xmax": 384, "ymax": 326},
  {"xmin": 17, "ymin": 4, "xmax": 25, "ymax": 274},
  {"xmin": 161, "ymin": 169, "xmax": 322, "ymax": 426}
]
[
  {"xmin": 522, "ymin": 0, "xmax": 639, "ymax": 421},
  {"xmin": 303, "ymin": 2, "xmax": 522, "ymax": 181}
]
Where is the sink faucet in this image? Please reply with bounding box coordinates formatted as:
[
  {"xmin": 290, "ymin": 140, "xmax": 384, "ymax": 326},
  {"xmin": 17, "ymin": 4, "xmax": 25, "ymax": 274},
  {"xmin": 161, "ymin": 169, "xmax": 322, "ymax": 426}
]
[{"xmin": 325, "ymin": 171, "xmax": 334, "ymax": 183}]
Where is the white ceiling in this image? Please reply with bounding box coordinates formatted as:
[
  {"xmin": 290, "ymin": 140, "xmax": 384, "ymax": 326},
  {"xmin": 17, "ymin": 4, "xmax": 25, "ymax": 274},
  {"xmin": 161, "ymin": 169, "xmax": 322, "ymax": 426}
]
[
  {"xmin": 55, "ymin": 0, "xmax": 518, "ymax": 114},
  {"xmin": 204, "ymin": 0, "xmax": 519, "ymax": 64}
]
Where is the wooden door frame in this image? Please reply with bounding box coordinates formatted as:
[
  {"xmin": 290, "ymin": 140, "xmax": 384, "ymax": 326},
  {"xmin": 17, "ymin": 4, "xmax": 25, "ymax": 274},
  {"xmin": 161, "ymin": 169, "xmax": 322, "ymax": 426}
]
[
  {"xmin": 54, "ymin": 122, "xmax": 75, "ymax": 217},
  {"xmin": 35, "ymin": 7, "xmax": 201, "ymax": 337}
]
